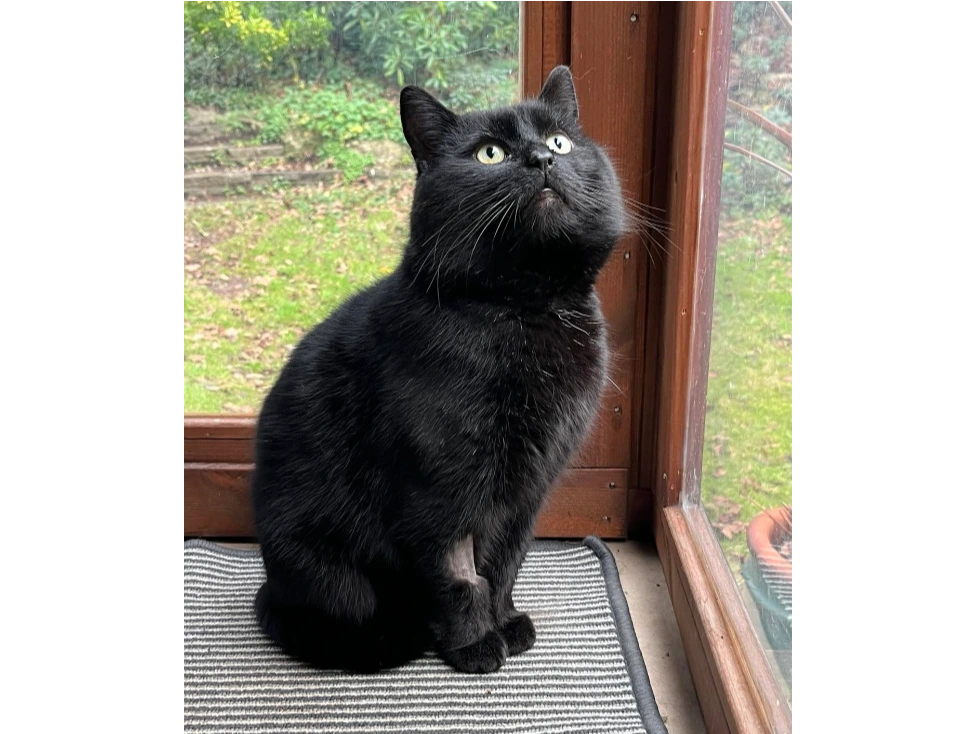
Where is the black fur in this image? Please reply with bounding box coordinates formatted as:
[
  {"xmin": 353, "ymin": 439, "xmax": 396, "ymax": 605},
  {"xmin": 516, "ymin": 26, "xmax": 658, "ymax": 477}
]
[{"xmin": 252, "ymin": 66, "xmax": 625, "ymax": 674}]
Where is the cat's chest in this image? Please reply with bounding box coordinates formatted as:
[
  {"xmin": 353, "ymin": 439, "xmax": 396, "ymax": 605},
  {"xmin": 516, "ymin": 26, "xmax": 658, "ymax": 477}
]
[
  {"xmin": 470, "ymin": 307, "xmax": 608, "ymax": 494},
  {"xmin": 485, "ymin": 306, "xmax": 608, "ymax": 427},
  {"xmin": 400, "ymin": 298, "xmax": 608, "ymax": 454},
  {"xmin": 499, "ymin": 309, "xmax": 604, "ymax": 385}
]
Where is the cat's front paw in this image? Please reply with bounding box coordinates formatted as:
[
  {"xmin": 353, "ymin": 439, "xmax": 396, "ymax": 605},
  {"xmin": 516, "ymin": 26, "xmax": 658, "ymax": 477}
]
[
  {"xmin": 499, "ymin": 612, "xmax": 536, "ymax": 656},
  {"xmin": 441, "ymin": 630, "xmax": 507, "ymax": 674}
]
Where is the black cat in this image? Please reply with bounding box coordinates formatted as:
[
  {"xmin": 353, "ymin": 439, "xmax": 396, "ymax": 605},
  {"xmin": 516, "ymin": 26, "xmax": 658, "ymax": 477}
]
[{"xmin": 252, "ymin": 66, "xmax": 625, "ymax": 674}]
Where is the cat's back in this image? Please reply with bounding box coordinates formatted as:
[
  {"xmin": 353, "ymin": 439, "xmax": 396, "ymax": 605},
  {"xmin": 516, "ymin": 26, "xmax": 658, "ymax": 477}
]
[{"xmin": 252, "ymin": 278, "xmax": 394, "ymax": 495}]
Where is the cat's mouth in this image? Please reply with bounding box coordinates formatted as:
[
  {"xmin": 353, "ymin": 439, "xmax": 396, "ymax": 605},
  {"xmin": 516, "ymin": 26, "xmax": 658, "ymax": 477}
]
[{"xmin": 536, "ymin": 185, "xmax": 567, "ymax": 207}]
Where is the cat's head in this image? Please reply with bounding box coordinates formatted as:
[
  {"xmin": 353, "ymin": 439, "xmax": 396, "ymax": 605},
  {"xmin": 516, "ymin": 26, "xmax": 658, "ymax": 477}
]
[{"xmin": 399, "ymin": 66, "xmax": 625, "ymax": 302}]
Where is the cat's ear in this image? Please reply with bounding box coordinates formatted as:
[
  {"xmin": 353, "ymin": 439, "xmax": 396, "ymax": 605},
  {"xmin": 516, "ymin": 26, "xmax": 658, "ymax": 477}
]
[
  {"xmin": 400, "ymin": 86, "xmax": 458, "ymax": 172},
  {"xmin": 538, "ymin": 65, "xmax": 578, "ymax": 122}
]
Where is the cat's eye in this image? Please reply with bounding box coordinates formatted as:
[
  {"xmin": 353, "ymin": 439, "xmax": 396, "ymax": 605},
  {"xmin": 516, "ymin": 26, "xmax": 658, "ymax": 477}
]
[
  {"xmin": 546, "ymin": 133, "xmax": 573, "ymax": 155},
  {"xmin": 475, "ymin": 143, "xmax": 507, "ymax": 165}
]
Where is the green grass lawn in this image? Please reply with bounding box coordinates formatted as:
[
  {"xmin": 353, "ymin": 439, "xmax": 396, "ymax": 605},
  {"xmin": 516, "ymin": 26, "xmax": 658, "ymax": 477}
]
[
  {"xmin": 700, "ymin": 211, "xmax": 792, "ymax": 571},
  {"xmin": 184, "ymin": 168, "xmax": 415, "ymax": 413}
]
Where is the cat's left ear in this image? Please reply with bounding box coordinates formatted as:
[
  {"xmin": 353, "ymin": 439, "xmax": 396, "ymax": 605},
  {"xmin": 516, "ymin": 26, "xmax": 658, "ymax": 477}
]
[
  {"xmin": 538, "ymin": 65, "xmax": 578, "ymax": 122},
  {"xmin": 400, "ymin": 86, "xmax": 458, "ymax": 172}
]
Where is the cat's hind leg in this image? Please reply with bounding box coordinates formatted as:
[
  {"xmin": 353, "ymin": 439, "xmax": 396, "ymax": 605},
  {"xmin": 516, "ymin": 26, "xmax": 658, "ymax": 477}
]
[{"xmin": 255, "ymin": 563, "xmax": 427, "ymax": 672}]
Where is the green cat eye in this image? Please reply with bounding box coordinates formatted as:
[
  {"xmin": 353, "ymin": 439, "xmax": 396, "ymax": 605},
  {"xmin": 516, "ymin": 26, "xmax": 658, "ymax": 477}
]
[
  {"xmin": 476, "ymin": 143, "xmax": 507, "ymax": 165},
  {"xmin": 546, "ymin": 133, "xmax": 573, "ymax": 155}
]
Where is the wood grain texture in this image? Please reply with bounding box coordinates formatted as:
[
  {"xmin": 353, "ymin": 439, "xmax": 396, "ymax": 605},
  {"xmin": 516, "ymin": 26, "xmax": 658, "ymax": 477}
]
[
  {"xmin": 521, "ymin": 2, "xmax": 571, "ymax": 98},
  {"xmin": 660, "ymin": 506, "xmax": 790, "ymax": 734},
  {"xmin": 534, "ymin": 484, "xmax": 628, "ymax": 538},
  {"xmin": 665, "ymin": 541, "xmax": 732, "ymax": 734},
  {"xmin": 629, "ymin": 1, "xmax": 668, "ymax": 494},
  {"xmin": 184, "ymin": 416, "xmax": 255, "ymax": 439},
  {"xmin": 519, "ymin": 1, "xmax": 543, "ymax": 97},
  {"xmin": 637, "ymin": 1, "xmax": 677, "ymax": 494},
  {"xmin": 540, "ymin": 1, "xmax": 571, "ymax": 84},
  {"xmin": 184, "ymin": 463, "xmax": 254, "ymax": 538},
  {"xmin": 687, "ymin": 508, "xmax": 792, "ymax": 732},
  {"xmin": 568, "ymin": 1, "xmax": 656, "ymax": 469},
  {"xmin": 185, "ymin": 465, "xmax": 628, "ymax": 540},
  {"xmin": 184, "ymin": 438, "xmax": 253, "ymax": 464},
  {"xmin": 651, "ymin": 1, "xmax": 731, "ymax": 509}
]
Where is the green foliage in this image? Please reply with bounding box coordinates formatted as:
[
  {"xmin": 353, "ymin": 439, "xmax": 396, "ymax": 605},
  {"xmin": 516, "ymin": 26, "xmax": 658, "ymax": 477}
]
[
  {"xmin": 183, "ymin": 86, "xmax": 266, "ymax": 113},
  {"xmin": 721, "ymin": 119, "xmax": 791, "ymax": 216},
  {"xmin": 185, "ymin": 1, "xmax": 519, "ymax": 109},
  {"xmin": 438, "ymin": 56, "xmax": 519, "ymax": 111},
  {"xmin": 184, "ymin": 2, "xmax": 291, "ymax": 89},
  {"xmin": 339, "ymin": 1, "xmax": 517, "ymax": 107},
  {"xmin": 185, "ymin": 2, "xmax": 340, "ymax": 92},
  {"xmin": 723, "ymin": 1, "xmax": 792, "ymax": 215},
  {"xmin": 186, "ymin": 1, "xmax": 289, "ymax": 58},
  {"xmin": 256, "ymin": 85, "xmax": 402, "ymax": 179},
  {"xmin": 732, "ymin": 1, "xmax": 791, "ymax": 44}
]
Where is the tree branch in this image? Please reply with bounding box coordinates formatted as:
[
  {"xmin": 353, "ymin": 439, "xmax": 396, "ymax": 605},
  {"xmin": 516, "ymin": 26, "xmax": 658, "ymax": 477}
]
[
  {"xmin": 769, "ymin": 1, "xmax": 792, "ymax": 31},
  {"xmin": 724, "ymin": 143, "xmax": 792, "ymax": 179},
  {"xmin": 727, "ymin": 99, "xmax": 792, "ymax": 150}
]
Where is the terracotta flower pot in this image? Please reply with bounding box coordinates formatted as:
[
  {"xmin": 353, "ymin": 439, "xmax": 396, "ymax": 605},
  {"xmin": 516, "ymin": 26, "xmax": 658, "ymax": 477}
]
[
  {"xmin": 746, "ymin": 505, "xmax": 792, "ymax": 584},
  {"xmin": 743, "ymin": 505, "xmax": 792, "ymax": 683}
]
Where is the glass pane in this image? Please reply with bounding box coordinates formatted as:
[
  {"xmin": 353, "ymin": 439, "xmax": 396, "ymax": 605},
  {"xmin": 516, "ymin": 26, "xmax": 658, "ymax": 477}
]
[
  {"xmin": 687, "ymin": 1, "xmax": 793, "ymax": 702},
  {"xmin": 184, "ymin": 1, "xmax": 521, "ymax": 413}
]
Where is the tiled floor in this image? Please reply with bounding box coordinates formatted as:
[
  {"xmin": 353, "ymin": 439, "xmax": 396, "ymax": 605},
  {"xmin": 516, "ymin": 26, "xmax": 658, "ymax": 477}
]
[{"xmin": 214, "ymin": 540, "xmax": 707, "ymax": 733}]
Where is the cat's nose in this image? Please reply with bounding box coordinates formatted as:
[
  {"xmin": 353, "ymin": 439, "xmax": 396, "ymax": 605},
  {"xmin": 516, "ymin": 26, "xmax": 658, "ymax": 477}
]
[{"xmin": 527, "ymin": 148, "xmax": 554, "ymax": 170}]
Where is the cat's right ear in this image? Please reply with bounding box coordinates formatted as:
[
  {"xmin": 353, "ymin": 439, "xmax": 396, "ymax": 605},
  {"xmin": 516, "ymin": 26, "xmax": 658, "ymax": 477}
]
[
  {"xmin": 538, "ymin": 65, "xmax": 578, "ymax": 122},
  {"xmin": 400, "ymin": 86, "xmax": 457, "ymax": 173}
]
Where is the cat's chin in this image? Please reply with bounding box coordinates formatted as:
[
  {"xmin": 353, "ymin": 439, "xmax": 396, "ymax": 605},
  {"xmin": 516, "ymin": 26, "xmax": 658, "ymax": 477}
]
[{"xmin": 535, "ymin": 187, "xmax": 564, "ymax": 208}]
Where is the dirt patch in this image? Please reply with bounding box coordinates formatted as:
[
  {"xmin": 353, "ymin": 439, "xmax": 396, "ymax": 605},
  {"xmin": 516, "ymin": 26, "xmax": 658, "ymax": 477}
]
[
  {"xmin": 205, "ymin": 274, "xmax": 251, "ymax": 298},
  {"xmin": 185, "ymin": 168, "xmax": 338, "ymax": 199},
  {"xmin": 351, "ymin": 139, "xmax": 414, "ymax": 176},
  {"xmin": 185, "ymin": 106, "xmax": 260, "ymax": 146},
  {"xmin": 184, "ymin": 215, "xmax": 241, "ymax": 252},
  {"xmin": 184, "ymin": 219, "xmax": 254, "ymax": 299},
  {"xmin": 186, "ymin": 108, "xmax": 222, "ymax": 125}
]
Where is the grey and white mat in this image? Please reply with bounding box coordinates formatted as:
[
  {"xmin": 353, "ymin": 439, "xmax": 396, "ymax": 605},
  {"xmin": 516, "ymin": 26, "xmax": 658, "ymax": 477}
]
[{"xmin": 185, "ymin": 537, "xmax": 669, "ymax": 734}]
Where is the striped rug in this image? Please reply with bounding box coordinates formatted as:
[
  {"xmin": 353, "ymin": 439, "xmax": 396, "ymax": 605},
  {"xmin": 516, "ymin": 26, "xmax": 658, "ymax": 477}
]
[{"xmin": 185, "ymin": 537, "xmax": 668, "ymax": 734}]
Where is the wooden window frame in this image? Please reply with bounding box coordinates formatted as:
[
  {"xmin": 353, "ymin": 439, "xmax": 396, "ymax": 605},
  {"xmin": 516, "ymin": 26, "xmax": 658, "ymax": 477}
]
[
  {"xmin": 642, "ymin": 4, "xmax": 793, "ymax": 732},
  {"xmin": 184, "ymin": 3, "xmax": 792, "ymax": 730}
]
